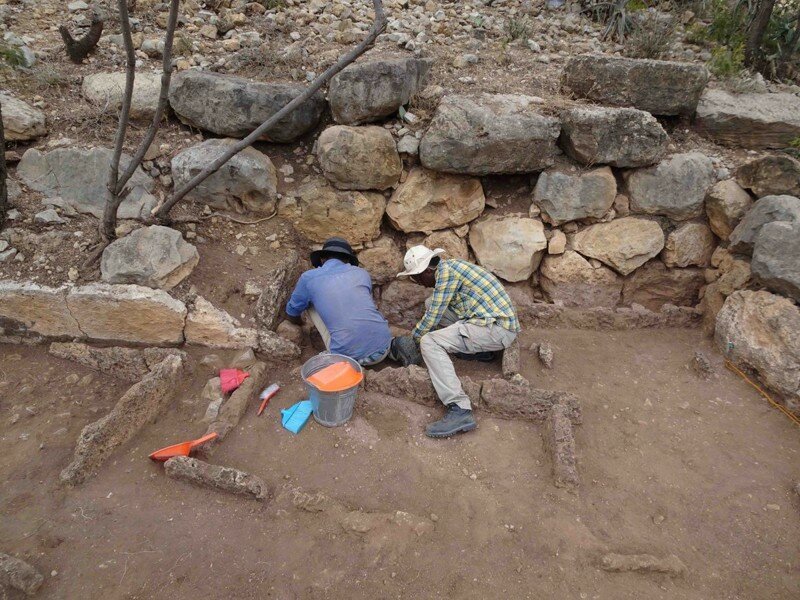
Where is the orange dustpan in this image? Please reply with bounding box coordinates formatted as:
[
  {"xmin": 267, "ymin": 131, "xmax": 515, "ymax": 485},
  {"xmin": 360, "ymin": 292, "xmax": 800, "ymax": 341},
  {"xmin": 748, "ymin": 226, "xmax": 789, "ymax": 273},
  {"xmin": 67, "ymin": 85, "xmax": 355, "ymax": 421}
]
[
  {"xmin": 306, "ymin": 361, "xmax": 363, "ymax": 392},
  {"xmin": 149, "ymin": 432, "xmax": 218, "ymax": 462}
]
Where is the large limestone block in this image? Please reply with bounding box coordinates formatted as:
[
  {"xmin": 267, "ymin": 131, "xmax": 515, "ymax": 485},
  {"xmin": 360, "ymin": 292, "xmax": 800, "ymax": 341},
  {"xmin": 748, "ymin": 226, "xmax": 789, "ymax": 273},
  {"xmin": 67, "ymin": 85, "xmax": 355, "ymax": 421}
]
[
  {"xmin": 171, "ymin": 138, "xmax": 278, "ymax": 214},
  {"xmin": 279, "ymin": 179, "xmax": 386, "ymax": 243},
  {"xmin": 16, "ymin": 147, "xmax": 155, "ymax": 219},
  {"xmin": 661, "ymin": 221, "xmax": 716, "ymax": 268},
  {"xmin": 185, "ymin": 296, "xmax": 258, "ymax": 349},
  {"xmin": 66, "ymin": 284, "xmax": 187, "ymax": 345},
  {"xmin": 625, "ymin": 152, "xmax": 715, "ymax": 220},
  {"xmin": 0, "ymin": 281, "xmax": 82, "ymax": 338},
  {"xmin": 705, "ymin": 179, "xmax": 754, "ymax": 239},
  {"xmin": 715, "ymin": 290, "xmax": 800, "ymax": 409},
  {"xmin": 0, "ymin": 93, "xmax": 47, "ymax": 141},
  {"xmin": 736, "ymin": 154, "xmax": 800, "ymax": 198},
  {"xmin": 695, "ymin": 89, "xmax": 800, "ymax": 149},
  {"xmin": 101, "ymin": 225, "xmax": 199, "ymax": 290},
  {"xmin": 561, "ymin": 55, "xmax": 709, "ymax": 116},
  {"xmin": 469, "ymin": 215, "xmax": 547, "ymax": 282},
  {"xmin": 254, "ymin": 250, "xmax": 301, "ymax": 331},
  {"xmin": 328, "ymin": 57, "xmax": 432, "ymax": 124},
  {"xmin": 751, "ymin": 221, "xmax": 800, "ymax": 301},
  {"xmin": 387, "ymin": 167, "xmax": 484, "ymax": 233},
  {"xmin": 82, "ymin": 71, "xmax": 161, "ymax": 119},
  {"xmin": 539, "ymin": 250, "xmax": 622, "ymax": 307},
  {"xmin": 357, "ymin": 237, "xmax": 404, "ymax": 285},
  {"xmin": 559, "ymin": 106, "xmax": 668, "ymax": 167},
  {"xmin": 316, "ymin": 125, "xmax": 402, "ymax": 190},
  {"xmin": 168, "ymin": 70, "xmax": 325, "ymax": 142},
  {"xmin": 406, "ymin": 229, "xmax": 470, "ymax": 261},
  {"xmin": 419, "ymin": 94, "xmax": 561, "ymax": 175},
  {"xmin": 533, "ymin": 166, "xmax": 617, "ymax": 225},
  {"xmin": 729, "ymin": 194, "xmax": 800, "ymax": 254},
  {"xmin": 621, "ymin": 261, "xmax": 705, "ymax": 310},
  {"xmin": 571, "ymin": 217, "xmax": 665, "ymax": 275}
]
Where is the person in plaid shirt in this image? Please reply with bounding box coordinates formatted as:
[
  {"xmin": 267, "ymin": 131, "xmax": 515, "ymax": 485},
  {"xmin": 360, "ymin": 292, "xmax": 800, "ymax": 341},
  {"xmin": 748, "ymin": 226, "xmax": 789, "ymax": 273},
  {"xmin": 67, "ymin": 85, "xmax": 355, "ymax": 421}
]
[{"xmin": 398, "ymin": 245, "xmax": 520, "ymax": 438}]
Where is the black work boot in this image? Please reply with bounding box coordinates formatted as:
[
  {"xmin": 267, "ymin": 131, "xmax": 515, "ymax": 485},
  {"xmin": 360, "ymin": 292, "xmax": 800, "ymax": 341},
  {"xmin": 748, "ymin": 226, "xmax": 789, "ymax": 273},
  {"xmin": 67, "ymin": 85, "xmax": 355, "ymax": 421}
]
[
  {"xmin": 453, "ymin": 351, "xmax": 498, "ymax": 362},
  {"xmin": 425, "ymin": 404, "xmax": 477, "ymax": 438}
]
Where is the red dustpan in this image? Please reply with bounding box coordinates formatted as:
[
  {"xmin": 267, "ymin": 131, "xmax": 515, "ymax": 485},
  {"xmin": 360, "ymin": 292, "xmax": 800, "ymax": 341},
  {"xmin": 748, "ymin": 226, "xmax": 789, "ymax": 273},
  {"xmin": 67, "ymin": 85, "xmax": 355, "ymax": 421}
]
[
  {"xmin": 149, "ymin": 432, "xmax": 218, "ymax": 462},
  {"xmin": 220, "ymin": 368, "xmax": 249, "ymax": 394}
]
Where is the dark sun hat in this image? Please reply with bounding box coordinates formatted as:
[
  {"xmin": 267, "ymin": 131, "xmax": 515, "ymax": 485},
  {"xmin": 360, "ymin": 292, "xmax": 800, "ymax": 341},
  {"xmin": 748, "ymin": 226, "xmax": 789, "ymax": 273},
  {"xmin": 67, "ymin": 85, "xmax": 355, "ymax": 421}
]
[{"xmin": 310, "ymin": 237, "xmax": 359, "ymax": 267}]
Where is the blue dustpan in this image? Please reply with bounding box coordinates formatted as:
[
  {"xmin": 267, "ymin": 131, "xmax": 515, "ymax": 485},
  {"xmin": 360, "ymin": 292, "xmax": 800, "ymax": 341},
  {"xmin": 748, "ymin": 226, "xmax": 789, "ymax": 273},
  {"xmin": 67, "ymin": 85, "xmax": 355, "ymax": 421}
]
[{"xmin": 281, "ymin": 400, "xmax": 313, "ymax": 435}]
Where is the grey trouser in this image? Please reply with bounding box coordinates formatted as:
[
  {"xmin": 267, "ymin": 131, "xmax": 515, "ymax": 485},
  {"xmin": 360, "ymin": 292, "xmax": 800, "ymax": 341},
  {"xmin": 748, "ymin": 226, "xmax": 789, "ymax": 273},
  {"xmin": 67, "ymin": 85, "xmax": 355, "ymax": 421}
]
[
  {"xmin": 419, "ymin": 299, "xmax": 517, "ymax": 410},
  {"xmin": 306, "ymin": 307, "xmax": 390, "ymax": 367}
]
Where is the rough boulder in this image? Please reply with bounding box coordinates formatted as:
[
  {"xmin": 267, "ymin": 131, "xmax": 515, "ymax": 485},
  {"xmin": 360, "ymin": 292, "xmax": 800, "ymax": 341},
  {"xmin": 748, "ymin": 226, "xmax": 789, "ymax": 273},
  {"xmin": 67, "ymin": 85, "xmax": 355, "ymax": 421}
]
[
  {"xmin": 316, "ymin": 125, "xmax": 402, "ymax": 190},
  {"xmin": 169, "ymin": 70, "xmax": 325, "ymax": 142},
  {"xmin": 661, "ymin": 222, "xmax": 716, "ymax": 268},
  {"xmin": 82, "ymin": 71, "xmax": 161, "ymax": 119},
  {"xmin": 559, "ymin": 106, "xmax": 668, "ymax": 167},
  {"xmin": 171, "ymin": 138, "xmax": 278, "ymax": 214},
  {"xmin": 328, "ymin": 57, "xmax": 432, "ymax": 124},
  {"xmin": 419, "ymin": 94, "xmax": 561, "ymax": 175},
  {"xmin": 751, "ymin": 221, "xmax": 800, "ymax": 301},
  {"xmin": 736, "ymin": 154, "xmax": 800, "ymax": 198},
  {"xmin": 561, "ymin": 55, "xmax": 709, "ymax": 116},
  {"xmin": 729, "ymin": 195, "xmax": 800, "ymax": 254},
  {"xmin": 0, "ymin": 92, "xmax": 47, "ymax": 141},
  {"xmin": 625, "ymin": 152, "xmax": 715, "ymax": 220},
  {"xmin": 533, "ymin": 166, "xmax": 617, "ymax": 225},
  {"xmin": 539, "ymin": 250, "xmax": 622, "ymax": 307},
  {"xmin": 387, "ymin": 167, "xmax": 484, "ymax": 233},
  {"xmin": 570, "ymin": 217, "xmax": 665, "ymax": 276},
  {"xmin": 469, "ymin": 215, "xmax": 547, "ymax": 282},
  {"xmin": 622, "ymin": 261, "xmax": 705, "ymax": 310},
  {"xmin": 101, "ymin": 225, "xmax": 199, "ymax": 290},
  {"xmin": 695, "ymin": 89, "xmax": 800, "ymax": 149},
  {"xmin": 705, "ymin": 179, "xmax": 754, "ymax": 239},
  {"xmin": 279, "ymin": 178, "xmax": 385, "ymax": 243},
  {"xmin": 16, "ymin": 147, "xmax": 156, "ymax": 219},
  {"xmin": 715, "ymin": 290, "xmax": 800, "ymax": 412}
]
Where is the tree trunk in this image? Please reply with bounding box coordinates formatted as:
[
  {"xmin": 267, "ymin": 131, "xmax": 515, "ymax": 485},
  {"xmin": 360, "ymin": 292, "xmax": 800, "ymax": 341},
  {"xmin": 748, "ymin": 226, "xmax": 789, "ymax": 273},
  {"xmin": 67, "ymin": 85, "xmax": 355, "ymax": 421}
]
[
  {"xmin": 0, "ymin": 101, "xmax": 7, "ymax": 229},
  {"xmin": 745, "ymin": 0, "xmax": 777, "ymax": 70}
]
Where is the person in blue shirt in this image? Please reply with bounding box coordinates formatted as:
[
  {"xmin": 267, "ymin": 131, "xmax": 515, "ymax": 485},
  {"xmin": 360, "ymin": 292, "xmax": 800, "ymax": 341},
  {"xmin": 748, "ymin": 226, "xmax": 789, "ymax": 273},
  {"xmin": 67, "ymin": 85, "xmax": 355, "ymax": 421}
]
[{"xmin": 284, "ymin": 237, "xmax": 394, "ymax": 366}]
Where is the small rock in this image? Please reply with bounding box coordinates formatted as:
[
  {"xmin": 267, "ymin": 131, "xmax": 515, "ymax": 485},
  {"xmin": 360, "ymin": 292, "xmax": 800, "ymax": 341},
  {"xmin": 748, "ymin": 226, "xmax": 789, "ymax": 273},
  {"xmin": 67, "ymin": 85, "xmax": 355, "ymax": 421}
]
[
  {"xmin": 538, "ymin": 343, "xmax": 554, "ymax": 369},
  {"xmin": 691, "ymin": 351, "xmax": 713, "ymax": 379}
]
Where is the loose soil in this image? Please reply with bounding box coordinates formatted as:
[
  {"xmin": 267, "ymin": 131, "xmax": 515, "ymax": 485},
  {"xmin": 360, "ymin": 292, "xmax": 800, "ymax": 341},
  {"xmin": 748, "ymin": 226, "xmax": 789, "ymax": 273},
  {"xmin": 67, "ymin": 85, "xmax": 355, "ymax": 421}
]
[{"xmin": 1, "ymin": 328, "xmax": 798, "ymax": 599}]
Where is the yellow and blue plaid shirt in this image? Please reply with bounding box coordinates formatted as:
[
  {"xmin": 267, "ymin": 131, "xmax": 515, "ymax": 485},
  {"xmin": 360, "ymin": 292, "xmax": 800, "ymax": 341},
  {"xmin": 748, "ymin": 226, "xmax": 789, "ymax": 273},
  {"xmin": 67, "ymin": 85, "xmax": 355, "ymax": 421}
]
[{"xmin": 412, "ymin": 259, "xmax": 521, "ymax": 340}]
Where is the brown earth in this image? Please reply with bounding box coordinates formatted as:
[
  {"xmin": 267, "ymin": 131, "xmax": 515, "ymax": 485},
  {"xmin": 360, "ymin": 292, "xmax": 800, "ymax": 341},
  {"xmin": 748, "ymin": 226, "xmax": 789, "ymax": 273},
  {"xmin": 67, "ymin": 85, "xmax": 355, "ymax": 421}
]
[{"xmin": 1, "ymin": 327, "xmax": 798, "ymax": 599}]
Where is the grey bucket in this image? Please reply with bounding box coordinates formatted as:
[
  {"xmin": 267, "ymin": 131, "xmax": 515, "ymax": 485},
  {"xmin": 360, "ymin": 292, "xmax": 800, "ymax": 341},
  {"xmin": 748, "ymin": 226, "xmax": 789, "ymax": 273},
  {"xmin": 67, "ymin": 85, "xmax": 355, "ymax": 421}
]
[{"xmin": 301, "ymin": 353, "xmax": 363, "ymax": 427}]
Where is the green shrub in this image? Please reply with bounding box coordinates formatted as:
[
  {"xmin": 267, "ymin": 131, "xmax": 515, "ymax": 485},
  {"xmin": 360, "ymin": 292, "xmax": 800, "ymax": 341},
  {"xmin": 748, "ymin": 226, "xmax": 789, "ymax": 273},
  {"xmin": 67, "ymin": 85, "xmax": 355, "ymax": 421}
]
[
  {"xmin": 0, "ymin": 43, "xmax": 25, "ymax": 68},
  {"xmin": 505, "ymin": 16, "xmax": 531, "ymax": 41},
  {"xmin": 708, "ymin": 43, "xmax": 745, "ymax": 78},
  {"xmin": 625, "ymin": 12, "xmax": 676, "ymax": 59}
]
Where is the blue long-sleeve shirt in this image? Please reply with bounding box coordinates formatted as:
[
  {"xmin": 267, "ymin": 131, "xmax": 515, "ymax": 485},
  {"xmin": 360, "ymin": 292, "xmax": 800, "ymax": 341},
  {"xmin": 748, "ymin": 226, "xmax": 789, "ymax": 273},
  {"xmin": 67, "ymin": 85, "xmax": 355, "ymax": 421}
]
[{"xmin": 285, "ymin": 259, "xmax": 392, "ymax": 361}]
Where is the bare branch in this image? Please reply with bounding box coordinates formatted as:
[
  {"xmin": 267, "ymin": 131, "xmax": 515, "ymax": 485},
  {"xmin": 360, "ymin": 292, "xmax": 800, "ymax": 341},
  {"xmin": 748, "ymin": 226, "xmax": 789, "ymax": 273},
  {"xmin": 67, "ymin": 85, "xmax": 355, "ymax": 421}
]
[
  {"xmin": 99, "ymin": 0, "xmax": 181, "ymax": 242},
  {"xmin": 155, "ymin": 0, "xmax": 387, "ymax": 221},
  {"xmin": 0, "ymin": 101, "xmax": 7, "ymax": 230},
  {"xmin": 59, "ymin": 15, "xmax": 104, "ymax": 64},
  {"xmin": 102, "ymin": 0, "xmax": 137, "ymax": 243}
]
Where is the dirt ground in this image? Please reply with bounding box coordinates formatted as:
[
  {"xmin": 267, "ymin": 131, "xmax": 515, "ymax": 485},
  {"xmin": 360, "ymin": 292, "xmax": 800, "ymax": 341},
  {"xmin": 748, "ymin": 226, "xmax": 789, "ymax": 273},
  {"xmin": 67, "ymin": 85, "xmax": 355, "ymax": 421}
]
[{"xmin": 1, "ymin": 327, "xmax": 798, "ymax": 599}]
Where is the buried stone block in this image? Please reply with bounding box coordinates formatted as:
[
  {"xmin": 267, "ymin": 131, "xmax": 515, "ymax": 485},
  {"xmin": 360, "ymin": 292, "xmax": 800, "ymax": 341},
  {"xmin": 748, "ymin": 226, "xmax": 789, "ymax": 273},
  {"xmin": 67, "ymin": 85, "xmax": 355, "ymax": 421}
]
[
  {"xmin": 254, "ymin": 250, "xmax": 301, "ymax": 330},
  {"xmin": 49, "ymin": 342, "xmax": 186, "ymax": 382},
  {"xmin": 203, "ymin": 362, "xmax": 268, "ymax": 450},
  {"xmin": 0, "ymin": 281, "xmax": 82, "ymax": 338},
  {"xmin": 164, "ymin": 456, "xmax": 270, "ymax": 501},
  {"xmin": 501, "ymin": 338, "xmax": 521, "ymax": 378},
  {"xmin": 185, "ymin": 296, "xmax": 258, "ymax": 349},
  {"xmin": 600, "ymin": 552, "xmax": 687, "ymax": 577},
  {"xmin": 60, "ymin": 354, "xmax": 188, "ymax": 485},
  {"xmin": 0, "ymin": 552, "xmax": 44, "ymax": 596},
  {"xmin": 543, "ymin": 403, "xmax": 579, "ymax": 491},
  {"xmin": 365, "ymin": 366, "xmax": 581, "ymax": 424}
]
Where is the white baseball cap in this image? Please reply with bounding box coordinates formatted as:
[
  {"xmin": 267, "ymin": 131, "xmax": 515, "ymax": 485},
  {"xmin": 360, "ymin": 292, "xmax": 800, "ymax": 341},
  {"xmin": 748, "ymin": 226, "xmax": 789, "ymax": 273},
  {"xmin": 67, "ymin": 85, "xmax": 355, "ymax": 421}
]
[{"xmin": 397, "ymin": 245, "xmax": 445, "ymax": 277}]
